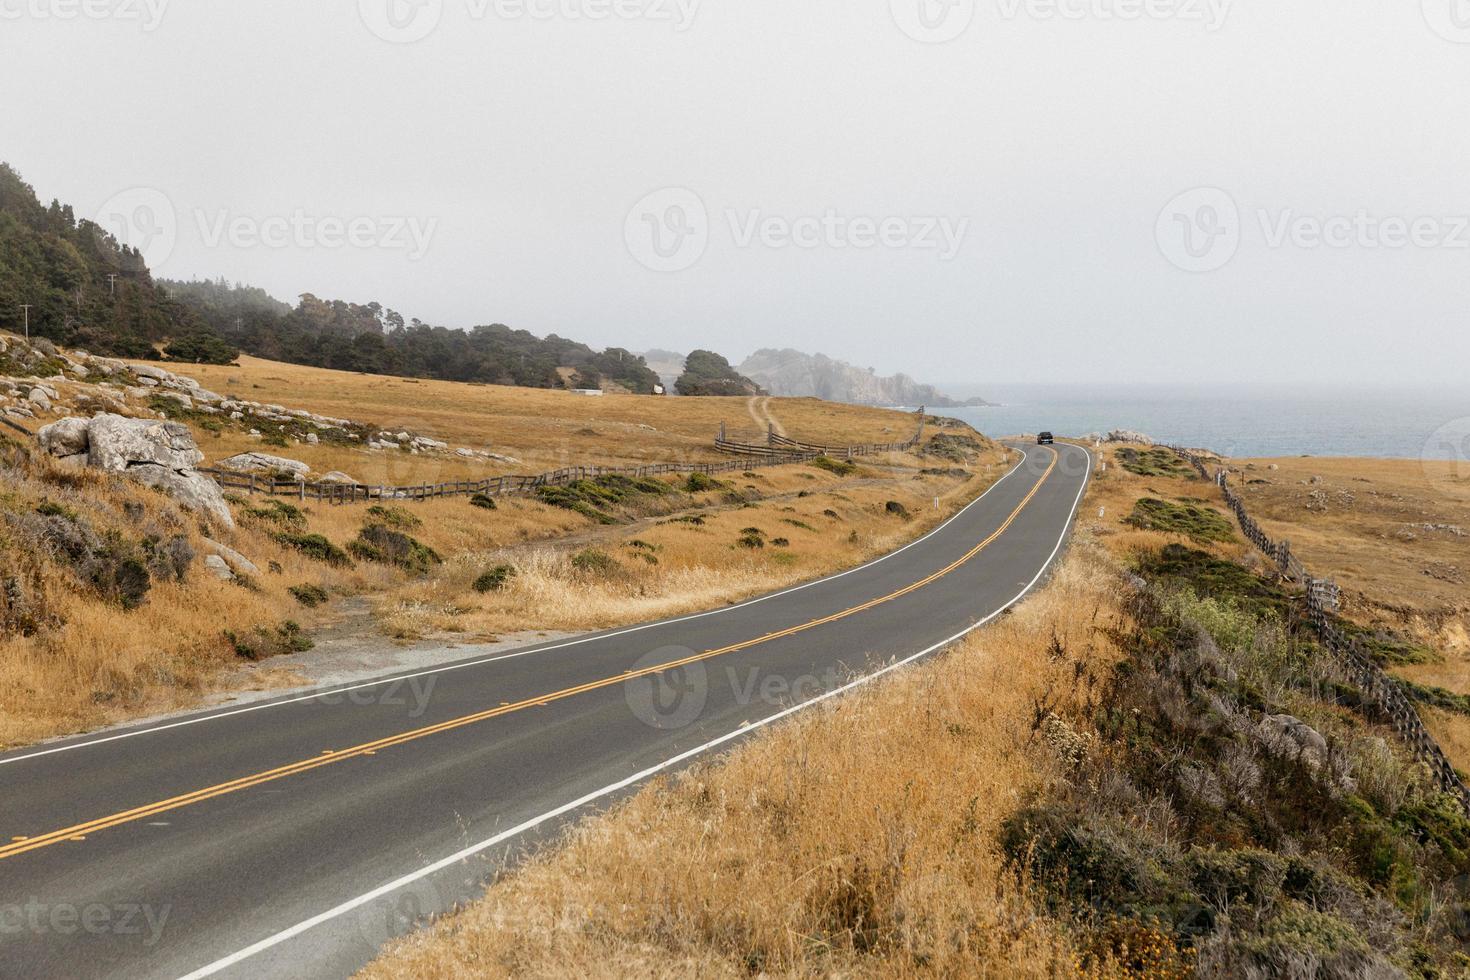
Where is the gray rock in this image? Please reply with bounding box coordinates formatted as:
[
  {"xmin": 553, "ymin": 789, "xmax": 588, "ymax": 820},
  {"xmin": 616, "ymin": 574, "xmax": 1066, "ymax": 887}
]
[
  {"xmin": 1259, "ymin": 714, "xmax": 1329, "ymax": 768},
  {"xmin": 130, "ymin": 364, "xmax": 173, "ymax": 382},
  {"xmin": 319, "ymin": 472, "xmax": 360, "ymax": 485},
  {"xmin": 127, "ymin": 464, "xmax": 235, "ymax": 530},
  {"xmin": 217, "ymin": 453, "xmax": 312, "ymax": 479},
  {"xmin": 38, "ymin": 417, "xmax": 91, "ymax": 458},
  {"xmin": 87, "ymin": 415, "xmax": 204, "ymax": 472},
  {"xmin": 202, "ymin": 554, "xmax": 235, "ymax": 581},
  {"xmin": 203, "ymin": 539, "xmax": 260, "ymax": 576},
  {"xmin": 26, "ymin": 388, "xmax": 52, "ymax": 411}
]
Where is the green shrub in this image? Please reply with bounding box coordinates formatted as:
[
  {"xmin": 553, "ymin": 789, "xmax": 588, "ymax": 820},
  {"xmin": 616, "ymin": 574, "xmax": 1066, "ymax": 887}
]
[
  {"xmin": 1125, "ymin": 498, "xmax": 1236, "ymax": 544},
  {"xmin": 570, "ymin": 549, "xmax": 620, "ymax": 576},
  {"xmin": 288, "ymin": 584, "xmax": 330, "ymax": 608},
  {"xmin": 782, "ymin": 518, "xmax": 816, "ymax": 532},
  {"xmin": 272, "ymin": 532, "xmax": 352, "ymax": 567},
  {"xmin": 685, "ymin": 472, "xmax": 719, "ymax": 493},
  {"xmin": 366, "ymin": 504, "xmax": 422, "ymax": 530},
  {"xmin": 245, "ymin": 499, "xmax": 307, "ymax": 530},
  {"xmin": 225, "ymin": 620, "xmax": 313, "ymax": 661},
  {"xmin": 348, "ymin": 525, "xmax": 441, "ymax": 574},
  {"xmin": 1116, "ymin": 447, "xmax": 1196, "ymax": 479},
  {"xmin": 810, "ymin": 456, "xmax": 856, "ymax": 476},
  {"xmin": 738, "ymin": 533, "xmax": 765, "ymax": 549},
  {"xmin": 771, "ymin": 537, "xmax": 790, "ymax": 547},
  {"xmin": 885, "ymin": 501, "xmax": 911, "ymax": 519},
  {"xmin": 469, "ymin": 493, "xmax": 498, "ymax": 511},
  {"xmin": 473, "ymin": 565, "xmax": 517, "ymax": 593}
]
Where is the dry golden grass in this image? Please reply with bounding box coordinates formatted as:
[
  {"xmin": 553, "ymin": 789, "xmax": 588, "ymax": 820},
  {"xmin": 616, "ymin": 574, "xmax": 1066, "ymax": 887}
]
[
  {"xmin": 3, "ymin": 346, "xmax": 1007, "ymax": 748},
  {"xmin": 1225, "ymin": 455, "xmax": 1470, "ymax": 771},
  {"xmin": 0, "ymin": 448, "xmax": 401, "ymax": 747},
  {"xmin": 373, "ymin": 463, "xmax": 1006, "ymax": 641},
  {"xmin": 152, "ymin": 355, "xmax": 930, "ymax": 482},
  {"xmin": 360, "ymin": 540, "xmax": 1130, "ymax": 980}
]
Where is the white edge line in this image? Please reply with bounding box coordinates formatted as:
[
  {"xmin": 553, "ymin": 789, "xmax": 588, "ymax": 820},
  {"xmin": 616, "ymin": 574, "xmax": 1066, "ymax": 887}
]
[
  {"xmin": 175, "ymin": 444, "xmax": 1091, "ymax": 980},
  {"xmin": 1, "ymin": 447, "xmax": 1038, "ymax": 768}
]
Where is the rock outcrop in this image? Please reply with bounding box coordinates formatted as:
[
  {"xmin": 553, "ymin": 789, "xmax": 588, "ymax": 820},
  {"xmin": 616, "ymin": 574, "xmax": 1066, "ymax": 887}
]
[
  {"xmin": 37, "ymin": 414, "xmax": 234, "ymax": 530},
  {"xmin": 736, "ymin": 348, "xmax": 989, "ymax": 408},
  {"xmin": 218, "ymin": 452, "xmax": 313, "ymax": 479}
]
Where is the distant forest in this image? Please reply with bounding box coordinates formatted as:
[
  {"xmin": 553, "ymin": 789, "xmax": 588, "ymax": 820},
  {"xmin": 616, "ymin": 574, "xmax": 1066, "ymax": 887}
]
[{"xmin": 0, "ymin": 162, "xmax": 662, "ymax": 393}]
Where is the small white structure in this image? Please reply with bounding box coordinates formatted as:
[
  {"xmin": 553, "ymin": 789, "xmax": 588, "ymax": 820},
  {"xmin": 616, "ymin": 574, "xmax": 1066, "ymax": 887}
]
[{"xmin": 572, "ymin": 389, "xmax": 604, "ymax": 397}]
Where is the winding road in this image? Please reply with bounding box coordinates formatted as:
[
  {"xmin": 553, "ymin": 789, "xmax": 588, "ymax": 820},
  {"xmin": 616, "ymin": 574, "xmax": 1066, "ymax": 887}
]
[{"xmin": 0, "ymin": 441, "xmax": 1092, "ymax": 980}]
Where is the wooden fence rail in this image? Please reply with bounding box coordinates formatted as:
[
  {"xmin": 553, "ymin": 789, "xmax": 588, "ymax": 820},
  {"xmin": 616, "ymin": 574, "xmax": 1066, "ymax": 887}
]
[
  {"xmin": 203, "ymin": 410, "xmax": 928, "ymax": 507},
  {"xmin": 1161, "ymin": 444, "xmax": 1470, "ymax": 812}
]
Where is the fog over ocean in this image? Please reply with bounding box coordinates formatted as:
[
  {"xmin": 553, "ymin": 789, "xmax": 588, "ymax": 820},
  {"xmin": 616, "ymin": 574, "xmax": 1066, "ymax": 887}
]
[{"xmin": 924, "ymin": 384, "xmax": 1469, "ymax": 461}]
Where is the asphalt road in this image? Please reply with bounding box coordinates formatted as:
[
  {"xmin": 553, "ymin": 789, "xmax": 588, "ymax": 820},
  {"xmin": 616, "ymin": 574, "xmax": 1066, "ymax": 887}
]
[{"xmin": 0, "ymin": 441, "xmax": 1092, "ymax": 980}]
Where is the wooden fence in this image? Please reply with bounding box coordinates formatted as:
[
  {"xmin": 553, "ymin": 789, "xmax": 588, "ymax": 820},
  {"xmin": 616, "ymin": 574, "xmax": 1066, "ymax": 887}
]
[
  {"xmin": 203, "ymin": 410, "xmax": 929, "ymax": 506},
  {"xmin": 716, "ymin": 409, "xmax": 926, "ymax": 459},
  {"xmin": 1163, "ymin": 444, "xmax": 1470, "ymax": 812}
]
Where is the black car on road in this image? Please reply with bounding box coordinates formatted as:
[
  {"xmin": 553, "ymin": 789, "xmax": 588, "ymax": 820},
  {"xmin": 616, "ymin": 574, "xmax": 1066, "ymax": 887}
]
[{"xmin": 1037, "ymin": 431, "xmax": 1055, "ymax": 445}]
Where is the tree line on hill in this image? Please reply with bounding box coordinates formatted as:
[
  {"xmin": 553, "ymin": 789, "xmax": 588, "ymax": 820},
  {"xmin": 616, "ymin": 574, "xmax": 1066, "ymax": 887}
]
[{"xmin": 0, "ymin": 162, "xmax": 672, "ymax": 394}]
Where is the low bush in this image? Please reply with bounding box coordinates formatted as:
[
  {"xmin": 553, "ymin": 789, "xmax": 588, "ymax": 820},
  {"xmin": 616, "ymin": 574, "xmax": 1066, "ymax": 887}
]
[
  {"xmin": 366, "ymin": 504, "xmax": 422, "ymax": 530},
  {"xmin": 349, "ymin": 525, "xmax": 442, "ymax": 575},
  {"xmin": 537, "ymin": 474, "xmax": 676, "ymax": 524},
  {"xmin": 884, "ymin": 501, "xmax": 911, "ymax": 519},
  {"xmin": 288, "ymin": 584, "xmax": 330, "ymax": 608},
  {"xmin": 684, "ymin": 472, "xmax": 720, "ymax": 493},
  {"xmin": 810, "ymin": 456, "xmax": 856, "ymax": 477},
  {"xmin": 1124, "ymin": 498, "xmax": 1236, "ymax": 544},
  {"xmin": 469, "ymin": 493, "xmax": 497, "ymax": 511},
  {"xmin": 1116, "ymin": 447, "xmax": 1197, "ymax": 479},
  {"xmin": 570, "ymin": 549, "xmax": 620, "ymax": 576},
  {"xmin": 473, "ymin": 565, "xmax": 517, "ymax": 593},
  {"xmin": 244, "ymin": 499, "xmax": 307, "ymax": 531},
  {"xmin": 272, "ymin": 531, "xmax": 353, "ymax": 568},
  {"xmin": 224, "ymin": 620, "xmax": 313, "ymax": 661}
]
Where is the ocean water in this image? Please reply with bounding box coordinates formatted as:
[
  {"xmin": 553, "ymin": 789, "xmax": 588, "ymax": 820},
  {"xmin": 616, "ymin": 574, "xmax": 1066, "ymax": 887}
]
[{"xmin": 929, "ymin": 384, "xmax": 1469, "ymax": 460}]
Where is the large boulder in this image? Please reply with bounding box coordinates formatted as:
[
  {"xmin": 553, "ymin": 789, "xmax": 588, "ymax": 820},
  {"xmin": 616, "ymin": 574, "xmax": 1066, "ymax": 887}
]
[
  {"xmin": 87, "ymin": 415, "xmax": 204, "ymax": 472},
  {"xmin": 218, "ymin": 453, "xmax": 312, "ymax": 479},
  {"xmin": 38, "ymin": 417, "xmax": 90, "ymax": 459},
  {"xmin": 36, "ymin": 414, "xmax": 233, "ymax": 530}
]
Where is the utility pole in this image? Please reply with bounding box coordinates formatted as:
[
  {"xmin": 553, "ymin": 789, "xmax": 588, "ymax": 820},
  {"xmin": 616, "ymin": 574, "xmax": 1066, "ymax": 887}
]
[
  {"xmin": 107, "ymin": 274, "xmax": 119, "ymax": 297},
  {"xmin": 20, "ymin": 304, "xmax": 32, "ymax": 341}
]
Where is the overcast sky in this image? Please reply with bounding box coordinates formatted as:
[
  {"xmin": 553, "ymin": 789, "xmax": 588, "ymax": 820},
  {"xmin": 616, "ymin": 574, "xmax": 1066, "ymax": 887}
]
[{"xmin": 3, "ymin": 0, "xmax": 1468, "ymax": 386}]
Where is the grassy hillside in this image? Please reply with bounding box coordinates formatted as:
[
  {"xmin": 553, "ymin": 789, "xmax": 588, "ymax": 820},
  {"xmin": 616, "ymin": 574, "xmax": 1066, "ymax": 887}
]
[
  {"xmin": 362, "ymin": 444, "xmax": 1470, "ymax": 978},
  {"xmin": 0, "ymin": 337, "xmax": 1006, "ymax": 747}
]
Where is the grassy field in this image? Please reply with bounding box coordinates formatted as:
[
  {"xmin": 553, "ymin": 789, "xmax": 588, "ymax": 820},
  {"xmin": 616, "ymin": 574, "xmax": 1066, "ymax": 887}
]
[
  {"xmin": 359, "ymin": 443, "xmax": 1470, "ymax": 978},
  {"xmin": 167, "ymin": 355, "xmax": 928, "ymax": 482},
  {"xmin": 0, "ymin": 345, "xmax": 1008, "ymax": 747}
]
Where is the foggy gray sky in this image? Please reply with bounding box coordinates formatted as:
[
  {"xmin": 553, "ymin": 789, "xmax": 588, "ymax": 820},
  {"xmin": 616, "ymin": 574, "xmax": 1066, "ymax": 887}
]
[{"xmin": 4, "ymin": 0, "xmax": 1468, "ymax": 386}]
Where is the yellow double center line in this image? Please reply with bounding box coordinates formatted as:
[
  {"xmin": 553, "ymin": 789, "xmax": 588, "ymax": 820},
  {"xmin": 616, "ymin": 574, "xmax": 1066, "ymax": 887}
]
[{"xmin": 0, "ymin": 451, "xmax": 1058, "ymax": 862}]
